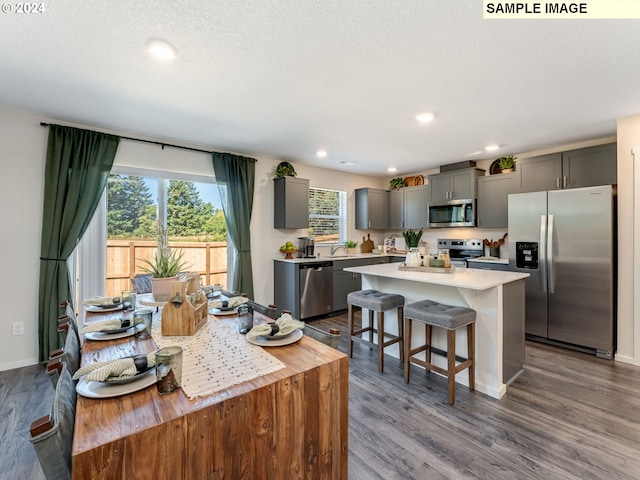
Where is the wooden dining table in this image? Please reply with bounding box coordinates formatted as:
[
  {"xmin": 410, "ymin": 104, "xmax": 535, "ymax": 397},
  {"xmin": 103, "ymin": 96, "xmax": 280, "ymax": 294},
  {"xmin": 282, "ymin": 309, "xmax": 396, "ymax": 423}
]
[{"xmin": 73, "ymin": 306, "xmax": 348, "ymax": 479}]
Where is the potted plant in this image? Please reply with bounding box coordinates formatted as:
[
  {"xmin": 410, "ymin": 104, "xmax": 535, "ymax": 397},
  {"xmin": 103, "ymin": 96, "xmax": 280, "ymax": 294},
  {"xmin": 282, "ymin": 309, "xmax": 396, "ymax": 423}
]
[
  {"xmin": 275, "ymin": 161, "xmax": 297, "ymax": 177},
  {"xmin": 138, "ymin": 221, "xmax": 189, "ymax": 301},
  {"xmin": 499, "ymin": 155, "xmax": 515, "ymax": 173},
  {"xmin": 389, "ymin": 177, "xmax": 406, "ymax": 190},
  {"xmin": 403, "ymin": 229, "xmax": 423, "ymax": 249},
  {"xmin": 344, "ymin": 240, "xmax": 358, "ymax": 254}
]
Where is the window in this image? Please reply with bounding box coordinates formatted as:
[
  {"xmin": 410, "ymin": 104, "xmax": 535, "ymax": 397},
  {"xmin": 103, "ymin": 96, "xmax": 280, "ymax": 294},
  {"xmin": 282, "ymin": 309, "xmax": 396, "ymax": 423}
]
[
  {"xmin": 103, "ymin": 174, "xmax": 228, "ymax": 295},
  {"xmin": 308, "ymin": 187, "xmax": 347, "ymax": 245}
]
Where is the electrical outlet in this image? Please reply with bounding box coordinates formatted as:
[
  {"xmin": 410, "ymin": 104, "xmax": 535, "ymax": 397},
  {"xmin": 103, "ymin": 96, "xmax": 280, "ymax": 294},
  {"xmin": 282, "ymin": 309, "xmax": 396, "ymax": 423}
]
[{"xmin": 12, "ymin": 322, "xmax": 24, "ymax": 336}]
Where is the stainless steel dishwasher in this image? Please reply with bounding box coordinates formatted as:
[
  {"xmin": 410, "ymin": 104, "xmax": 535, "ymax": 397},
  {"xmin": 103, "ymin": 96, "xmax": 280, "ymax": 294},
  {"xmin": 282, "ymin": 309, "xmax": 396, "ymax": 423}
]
[{"xmin": 299, "ymin": 262, "xmax": 333, "ymax": 319}]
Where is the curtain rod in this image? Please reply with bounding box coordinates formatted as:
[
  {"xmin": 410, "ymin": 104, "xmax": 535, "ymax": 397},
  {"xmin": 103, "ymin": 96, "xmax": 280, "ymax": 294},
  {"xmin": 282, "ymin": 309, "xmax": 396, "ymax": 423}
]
[{"xmin": 39, "ymin": 122, "xmax": 214, "ymax": 155}]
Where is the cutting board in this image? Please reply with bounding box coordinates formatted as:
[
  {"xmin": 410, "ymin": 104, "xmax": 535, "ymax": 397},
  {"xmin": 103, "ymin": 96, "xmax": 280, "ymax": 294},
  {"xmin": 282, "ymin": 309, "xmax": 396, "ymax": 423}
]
[{"xmin": 361, "ymin": 234, "xmax": 374, "ymax": 253}]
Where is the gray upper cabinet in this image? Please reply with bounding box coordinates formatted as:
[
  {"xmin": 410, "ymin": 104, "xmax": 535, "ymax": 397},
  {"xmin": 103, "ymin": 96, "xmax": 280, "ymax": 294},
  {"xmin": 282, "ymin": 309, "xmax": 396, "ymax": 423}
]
[
  {"xmin": 274, "ymin": 177, "xmax": 309, "ymax": 229},
  {"xmin": 388, "ymin": 186, "xmax": 430, "ymax": 230},
  {"xmin": 404, "ymin": 185, "xmax": 430, "ymax": 229},
  {"xmin": 518, "ymin": 153, "xmax": 563, "ymax": 192},
  {"xmin": 477, "ymin": 172, "xmax": 520, "ymax": 228},
  {"xmin": 563, "ymin": 143, "xmax": 617, "ymax": 189},
  {"xmin": 355, "ymin": 188, "xmax": 388, "ymax": 230},
  {"xmin": 428, "ymin": 168, "xmax": 483, "ymax": 201},
  {"xmin": 518, "ymin": 143, "xmax": 617, "ymax": 193},
  {"xmin": 388, "ymin": 189, "xmax": 404, "ymax": 230}
]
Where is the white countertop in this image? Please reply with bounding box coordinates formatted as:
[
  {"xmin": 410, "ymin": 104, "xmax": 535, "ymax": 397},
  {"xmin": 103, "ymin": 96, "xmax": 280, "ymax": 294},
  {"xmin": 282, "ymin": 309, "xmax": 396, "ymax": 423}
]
[
  {"xmin": 344, "ymin": 262, "xmax": 528, "ymax": 290},
  {"xmin": 274, "ymin": 253, "xmax": 403, "ymax": 263}
]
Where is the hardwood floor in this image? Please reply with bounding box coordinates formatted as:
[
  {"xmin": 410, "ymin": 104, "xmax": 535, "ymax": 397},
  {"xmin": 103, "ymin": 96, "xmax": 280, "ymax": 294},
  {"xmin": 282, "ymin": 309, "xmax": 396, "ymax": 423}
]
[
  {"xmin": 0, "ymin": 363, "xmax": 52, "ymax": 480},
  {"xmin": 314, "ymin": 311, "xmax": 640, "ymax": 480},
  {"xmin": 3, "ymin": 311, "xmax": 640, "ymax": 479}
]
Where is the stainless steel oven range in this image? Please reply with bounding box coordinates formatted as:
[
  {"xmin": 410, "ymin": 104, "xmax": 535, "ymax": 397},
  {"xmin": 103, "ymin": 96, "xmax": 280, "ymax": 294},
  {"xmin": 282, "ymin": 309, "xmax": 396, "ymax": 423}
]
[{"xmin": 436, "ymin": 238, "xmax": 483, "ymax": 268}]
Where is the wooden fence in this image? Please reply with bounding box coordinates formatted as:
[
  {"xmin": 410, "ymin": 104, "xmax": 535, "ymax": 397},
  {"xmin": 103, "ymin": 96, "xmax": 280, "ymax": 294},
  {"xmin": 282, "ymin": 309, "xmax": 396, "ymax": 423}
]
[{"xmin": 106, "ymin": 240, "xmax": 228, "ymax": 296}]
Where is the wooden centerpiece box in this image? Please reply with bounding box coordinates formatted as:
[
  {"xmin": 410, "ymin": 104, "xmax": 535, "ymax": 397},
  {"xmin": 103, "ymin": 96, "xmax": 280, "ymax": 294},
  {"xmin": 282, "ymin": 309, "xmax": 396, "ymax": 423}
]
[{"xmin": 161, "ymin": 280, "xmax": 207, "ymax": 336}]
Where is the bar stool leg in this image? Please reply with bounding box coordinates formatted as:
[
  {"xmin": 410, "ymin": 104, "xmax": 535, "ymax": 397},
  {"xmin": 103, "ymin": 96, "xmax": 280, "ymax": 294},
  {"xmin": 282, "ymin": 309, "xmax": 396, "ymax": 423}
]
[
  {"xmin": 467, "ymin": 323, "xmax": 475, "ymax": 391},
  {"xmin": 447, "ymin": 329, "xmax": 456, "ymax": 405},
  {"xmin": 425, "ymin": 324, "xmax": 432, "ymax": 372},
  {"xmin": 404, "ymin": 316, "xmax": 412, "ymax": 383},
  {"xmin": 368, "ymin": 309, "xmax": 374, "ymax": 345},
  {"xmin": 378, "ymin": 312, "xmax": 385, "ymax": 372},
  {"xmin": 348, "ymin": 303, "xmax": 354, "ymax": 358},
  {"xmin": 397, "ymin": 306, "xmax": 404, "ymax": 363}
]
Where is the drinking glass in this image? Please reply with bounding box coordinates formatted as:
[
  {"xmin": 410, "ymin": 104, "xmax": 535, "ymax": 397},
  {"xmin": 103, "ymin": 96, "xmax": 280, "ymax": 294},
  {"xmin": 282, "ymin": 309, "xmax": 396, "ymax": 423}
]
[
  {"xmin": 121, "ymin": 289, "xmax": 137, "ymax": 311},
  {"xmin": 156, "ymin": 346, "xmax": 183, "ymax": 394}
]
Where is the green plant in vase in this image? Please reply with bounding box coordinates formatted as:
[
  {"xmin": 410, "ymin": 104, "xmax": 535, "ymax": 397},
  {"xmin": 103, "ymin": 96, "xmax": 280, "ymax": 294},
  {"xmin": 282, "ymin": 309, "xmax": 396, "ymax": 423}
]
[
  {"xmin": 137, "ymin": 221, "xmax": 190, "ymax": 301},
  {"xmin": 403, "ymin": 229, "xmax": 423, "ymax": 249},
  {"xmin": 499, "ymin": 155, "xmax": 515, "ymax": 172},
  {"xmin": 344, "ymin": 239, "xmax": 358, "ymax": 254},
  {"xmin": 389, "ymin": 177, "xmax": 406, "ymax": 190}
]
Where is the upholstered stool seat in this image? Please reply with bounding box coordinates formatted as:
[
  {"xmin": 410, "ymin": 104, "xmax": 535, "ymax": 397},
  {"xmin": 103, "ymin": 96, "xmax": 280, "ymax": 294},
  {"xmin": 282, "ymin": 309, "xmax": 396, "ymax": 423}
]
[
  {"xmin": 347, "ymin": 289, "xmax": 404, "ymax": 372},
  {"xmin": 404, "ymin": 299, "xmax": 476, "ymax": 404}
]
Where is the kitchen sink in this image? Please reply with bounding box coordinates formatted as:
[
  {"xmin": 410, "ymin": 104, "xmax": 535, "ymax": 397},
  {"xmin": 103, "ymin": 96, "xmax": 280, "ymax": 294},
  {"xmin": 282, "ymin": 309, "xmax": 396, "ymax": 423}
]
[{"xmin": 329, "ymin": 254, "xmax": 350, "ymax": 258}]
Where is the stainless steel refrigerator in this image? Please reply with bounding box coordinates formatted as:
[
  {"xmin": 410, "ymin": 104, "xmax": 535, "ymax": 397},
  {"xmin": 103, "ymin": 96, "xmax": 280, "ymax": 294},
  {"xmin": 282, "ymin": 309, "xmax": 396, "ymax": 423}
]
[{"xmin": 508, "ymin": 185, "xmax": 616, "ymax": 358}]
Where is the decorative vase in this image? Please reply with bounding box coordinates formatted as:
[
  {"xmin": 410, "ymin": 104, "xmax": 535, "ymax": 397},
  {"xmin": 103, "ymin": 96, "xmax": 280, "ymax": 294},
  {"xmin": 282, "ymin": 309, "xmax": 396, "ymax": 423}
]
[
  {"xmin": 501, "ymin": 168, "xmax": 513, "ymax": 173},
  {"xmin": 347, "ymin": 248, "xmax": 356, "ymax": 255},
  {"xmin": 151, "ymin": 276, "xmax": 178, "ymax": 302},
  {"xmin": 405, "ymin": 247, "xmax": 421, "ymax": 267}
]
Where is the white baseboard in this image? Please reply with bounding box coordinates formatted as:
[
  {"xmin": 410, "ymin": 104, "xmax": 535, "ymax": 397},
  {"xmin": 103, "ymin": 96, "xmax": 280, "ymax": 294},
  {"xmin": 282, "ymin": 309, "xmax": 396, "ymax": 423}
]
[
  {"xmin": 614, "ymin": 353, "xmax": 638, "ymax": 366},
  {"xmin": 0, "ymin": 357, "xmax": 40, "ymax": 372}
]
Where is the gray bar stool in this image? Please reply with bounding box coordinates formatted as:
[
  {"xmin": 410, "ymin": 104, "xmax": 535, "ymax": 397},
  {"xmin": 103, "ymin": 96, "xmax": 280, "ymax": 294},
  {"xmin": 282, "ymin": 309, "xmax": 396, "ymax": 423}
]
[
  {"xmin": 347, "ymin": 289, "xmax": 404, "ymax": 372},
  {"xmin": 404, "ymin": 299, "xmax": 476, "ymax": 404}
]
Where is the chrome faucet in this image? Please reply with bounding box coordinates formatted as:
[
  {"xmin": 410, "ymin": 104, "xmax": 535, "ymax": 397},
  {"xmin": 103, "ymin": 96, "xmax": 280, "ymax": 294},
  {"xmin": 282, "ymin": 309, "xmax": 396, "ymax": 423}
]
[{"xmin": 330, "ymin": 243, "xmax": 346, "ymax": 256}]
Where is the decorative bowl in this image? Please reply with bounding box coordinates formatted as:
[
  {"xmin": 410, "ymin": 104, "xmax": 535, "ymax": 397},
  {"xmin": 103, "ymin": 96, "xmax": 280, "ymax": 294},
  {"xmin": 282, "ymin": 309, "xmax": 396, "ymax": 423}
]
[{"xmin": 280, "ymin": 249, "xmax": 298, "ymax": 259}]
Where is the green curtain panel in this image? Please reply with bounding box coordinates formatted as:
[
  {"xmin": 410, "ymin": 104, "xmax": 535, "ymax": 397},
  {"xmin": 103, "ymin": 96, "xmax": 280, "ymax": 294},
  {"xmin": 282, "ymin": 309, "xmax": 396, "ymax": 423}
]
[
  {"xmin": 212, "ymin": 152, "xmax": 256, "ymax": 299},
  {"xmin": 38, "ymin": 125, "xmax": 119, "ymax": 361}
]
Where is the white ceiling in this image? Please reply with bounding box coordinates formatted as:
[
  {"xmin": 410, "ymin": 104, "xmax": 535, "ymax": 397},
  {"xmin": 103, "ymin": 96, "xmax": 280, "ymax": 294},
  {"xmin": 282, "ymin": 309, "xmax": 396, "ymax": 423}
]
[{"xmin": 1, "ymin": 1, "xmax": 639, "ymax": 176}]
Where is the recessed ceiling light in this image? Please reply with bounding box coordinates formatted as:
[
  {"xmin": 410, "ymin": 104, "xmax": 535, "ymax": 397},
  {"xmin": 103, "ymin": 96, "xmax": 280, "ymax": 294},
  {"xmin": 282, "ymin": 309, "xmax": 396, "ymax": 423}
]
[
  {"xmin": 145, "ymin": 38, "xmax": 177, "ymax": 60},
  {"xmin": 387, "ymin": 167, "xmax": 398, "ymax": 172},
  {"xmin": 316, "ymin": 150, "xmax": 327, "ymax": 158},
  {"xmin": 416, "ymin": 112, "xmax": 435, "ymax": 123},
  {"xmin": 485, "ymin": 144, "xmax": 500, "ymax": 152}
]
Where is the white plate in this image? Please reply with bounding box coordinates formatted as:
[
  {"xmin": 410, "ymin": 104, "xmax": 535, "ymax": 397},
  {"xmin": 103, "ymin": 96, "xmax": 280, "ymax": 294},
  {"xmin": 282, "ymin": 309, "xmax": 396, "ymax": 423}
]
[
  {"xmin": 209, "ymin": 307, "xmax": 238, "ymax": 316},
  {"xmin": 84, "ymin": 328, "xmax": 135, "ymax": 341},
  {"xmin": 247, "ymin": 329, "xmax": 303, "ymax": 347},
  {"xmin": 85, "ymin": 304, "xmax": 124, "ymax": 313},
  {"xmin": 76, "ymin": 369, "xmax": 156, "ymax": 398}
]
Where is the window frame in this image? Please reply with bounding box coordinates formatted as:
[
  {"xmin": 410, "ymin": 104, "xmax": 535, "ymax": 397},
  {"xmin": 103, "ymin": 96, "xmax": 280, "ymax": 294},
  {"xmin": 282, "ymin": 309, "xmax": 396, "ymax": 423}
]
[{"xmin": 308, "ymin": 186, "xmax": 348, "ymax": 246}]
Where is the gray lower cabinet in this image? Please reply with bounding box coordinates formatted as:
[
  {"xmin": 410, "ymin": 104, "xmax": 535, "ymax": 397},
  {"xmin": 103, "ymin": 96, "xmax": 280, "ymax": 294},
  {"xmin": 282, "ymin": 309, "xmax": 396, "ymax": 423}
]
[
  {"xmin": 355, "ymin": 188, "xmax": 388, "ymax": 230},
  {"xmin": 332, "ymin": 258, "xmax": 374, "ymax": 311},
  {"xmin": 477, "ymin": 172, "xmax": 520, "ymax": 228},
  {"xmin": 273, "ymin": 177, "xmax": 309, "ymax": 229},
  {"xmin": 273, "ymin": 260, "xmax": 300, "ymax": 318},
  {"xmin": 275, "ymin": 257, "xmax": 392, "ymax": 317}
]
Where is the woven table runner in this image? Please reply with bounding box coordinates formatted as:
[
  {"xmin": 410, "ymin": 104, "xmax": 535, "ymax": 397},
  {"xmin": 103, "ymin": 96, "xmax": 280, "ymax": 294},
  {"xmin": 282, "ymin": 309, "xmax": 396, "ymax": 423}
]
[{"xmin": 151, "ymin": 315, "xmax": 285, "ymax": 399}]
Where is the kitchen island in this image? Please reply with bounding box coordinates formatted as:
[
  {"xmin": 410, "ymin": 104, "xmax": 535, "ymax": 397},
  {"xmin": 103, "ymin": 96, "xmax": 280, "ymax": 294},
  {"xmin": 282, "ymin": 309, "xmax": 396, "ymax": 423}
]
[{"xmin": 344, "ymin": 262, "xmax": 529, "ymax": 399}]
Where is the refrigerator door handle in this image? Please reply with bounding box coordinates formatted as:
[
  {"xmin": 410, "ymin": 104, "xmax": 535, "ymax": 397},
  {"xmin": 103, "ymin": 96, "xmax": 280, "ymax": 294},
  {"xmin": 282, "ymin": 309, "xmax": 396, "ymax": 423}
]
[
  {"xmin": 547, "ymin": 214, "xmax": 554, "ymax": 293},
  {"xmin": 540, "ymin": 214, "xmax": 547, "ymax": 293}
]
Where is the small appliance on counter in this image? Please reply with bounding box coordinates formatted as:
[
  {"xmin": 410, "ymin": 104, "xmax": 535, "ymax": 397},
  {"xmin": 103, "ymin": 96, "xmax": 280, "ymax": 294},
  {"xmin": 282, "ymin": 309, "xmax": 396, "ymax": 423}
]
[{"xmin": 297, "ymin": 237, "xmax": 315, "ymax": 258}]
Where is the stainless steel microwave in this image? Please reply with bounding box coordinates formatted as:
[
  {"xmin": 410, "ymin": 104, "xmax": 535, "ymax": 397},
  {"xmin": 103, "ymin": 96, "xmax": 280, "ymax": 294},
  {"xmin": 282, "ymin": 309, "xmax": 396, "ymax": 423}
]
[{"xmin": 428, "ymin": 199, "xmax": 476, "ymax": 228}]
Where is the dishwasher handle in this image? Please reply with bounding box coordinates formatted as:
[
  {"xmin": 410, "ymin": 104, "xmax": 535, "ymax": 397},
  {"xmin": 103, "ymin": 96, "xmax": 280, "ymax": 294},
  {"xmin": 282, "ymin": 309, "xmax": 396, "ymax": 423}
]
[{"xmin": 299, "ymin": 262, "xmax": 333, "ymax": 270}]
